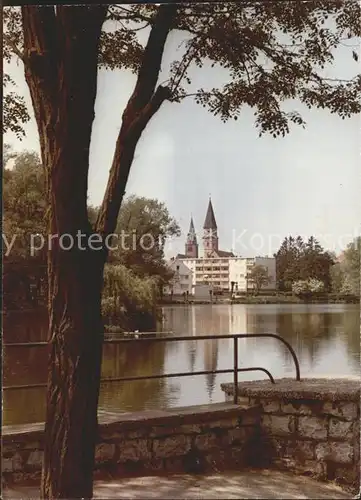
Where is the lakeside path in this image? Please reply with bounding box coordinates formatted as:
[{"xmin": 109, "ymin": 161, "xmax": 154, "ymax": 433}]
[{"xmin": 3, "ymin": 469, "xmax": 355, "ymax": 499}]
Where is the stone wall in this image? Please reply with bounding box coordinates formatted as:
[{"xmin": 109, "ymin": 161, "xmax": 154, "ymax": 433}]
[
  {"xmin": 222, "ymin": 378, "xmax": 360, "ymax": 492},
  {"xmin": 2, "ymin": 402, "xmax": 259, "ymax": 485},
  {"xmin": 3, "ymin": 378, "xmax": 359, "ymax": 493}
]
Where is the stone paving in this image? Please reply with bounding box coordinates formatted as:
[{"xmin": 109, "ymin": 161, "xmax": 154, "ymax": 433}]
[{"xmin": 3, "ymin": 469, "xmax": 355, "ymax": 499}]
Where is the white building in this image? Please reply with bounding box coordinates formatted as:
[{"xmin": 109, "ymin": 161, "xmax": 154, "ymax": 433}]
[
  {"xmin": 229, "ymin": 257, "xmax": 276, "ymax": 292},
  {"xmin": 248, "ymin": 257, "xmax": 276, "ymax": 291},
  {"xmin": 163, "ymin": 259, "xmax": 193, "ymax": 295},
  {"xmin": 164, "ymin": 198, "xmax": 276, "ymax": 295}
]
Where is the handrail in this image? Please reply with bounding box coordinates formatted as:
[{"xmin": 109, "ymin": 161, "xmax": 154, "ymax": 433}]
[
  {"xmin": 3, "ymin": 368, "xmax": 276, "ymax": 392},
  {"xmin": 3, "ymin": 333, "xmax": 300, "ymax": 403}
]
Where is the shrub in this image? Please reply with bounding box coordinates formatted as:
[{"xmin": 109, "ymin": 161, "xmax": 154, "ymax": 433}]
[
  {"xmin": 102, "ymin": 264, "xmax": 161, "ymax": 330},
  {"xmin": 292, "ymin": 278, "xmax": 324, "ymax": 295}
]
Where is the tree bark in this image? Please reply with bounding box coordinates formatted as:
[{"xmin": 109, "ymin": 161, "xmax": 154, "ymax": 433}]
[
  {"xmin": 22, "ymin": 6, "xmax": 107, "ymax": 498},
  {"xmin": 21, "ymin": 4, "xmax": 176, "ymax": 498}
]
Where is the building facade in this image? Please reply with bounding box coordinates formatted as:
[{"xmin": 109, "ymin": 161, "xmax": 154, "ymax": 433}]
[
  {"xmin": 163, "ymin": 259, "xmax": 193, "ymax": 295},
  {"xmin": 166, "ymin": 198, "xmax": 276, "ymax": 294},
  {"xmin": 229, "ymin": 256, "xmax": 276, "ymax": 293}
]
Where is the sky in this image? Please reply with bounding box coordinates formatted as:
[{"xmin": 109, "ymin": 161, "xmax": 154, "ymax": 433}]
[{"xmin": 4, "ymin": 11, "xmax": 361, "ymax": 259}]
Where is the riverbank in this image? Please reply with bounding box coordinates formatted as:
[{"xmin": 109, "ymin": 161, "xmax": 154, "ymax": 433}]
[{"xmin": 159, "ymin": 294, "xmax": 360, "ymax": 306}]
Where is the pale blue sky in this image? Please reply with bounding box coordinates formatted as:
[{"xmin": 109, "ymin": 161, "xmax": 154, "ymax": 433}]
[{"xmin": 4, "ymin": 16, "xmax": 360, "ymax": 258}]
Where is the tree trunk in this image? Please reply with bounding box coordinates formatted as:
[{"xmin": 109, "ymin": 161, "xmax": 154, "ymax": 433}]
[
  {"xmin": 42, "ymin": 250, "xmax": 104, "ymax": 498},
  {"xmin": 21, "ymin": 4, "xmax": 176, "ymax": 498},
  {"xmin": 21, "ymin": 6, "xmax": 107, "ymax": 498}
]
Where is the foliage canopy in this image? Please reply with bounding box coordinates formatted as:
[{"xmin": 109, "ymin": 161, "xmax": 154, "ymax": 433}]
[
  {"xmin": 275, "ymin": 235, "xmax": 334, "ymax": 291},
  {"xmin": 4, "ymin": 2, "xmax": 361, "ymax": 139},
  {"xmin": 247, "ymin": 264, "xmax": 272, "ymax": 293}
]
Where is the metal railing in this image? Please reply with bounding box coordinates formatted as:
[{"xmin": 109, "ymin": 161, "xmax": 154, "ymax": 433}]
[{"xmin": 3, "ymin": 333, "xmax": 301, "ymax": 403}]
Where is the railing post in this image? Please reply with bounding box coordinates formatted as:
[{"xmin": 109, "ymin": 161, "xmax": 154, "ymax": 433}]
[{"xmin": 233, "ymin": 337, "xmax": 238, "ymax": 404}]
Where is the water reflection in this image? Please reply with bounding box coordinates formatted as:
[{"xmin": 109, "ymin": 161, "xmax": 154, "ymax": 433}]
[
  {"xmin": 100, "ymin": 341, "xmax": 179, "ymax": 412},
  {"xmin": 3, "ymin": 339, "xmax": 179, "ymax": 425},
  {"xmin": 3, "ymin": 304, "xmax": 360, "ymax": 426},
  {"xmin": 3, "ymin": 308, "xmax": 48, "ymax": 343},
  {"xmin": 204, "ymin": 340, "xmax": 219, "ymax": 401}
]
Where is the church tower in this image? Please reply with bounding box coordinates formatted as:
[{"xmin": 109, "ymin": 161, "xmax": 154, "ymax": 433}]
[
  {"xmin": 203, "ymin": 197, "xmax": 219, "ymax": 257},
  {"xmin": 185, "ymin": 216, "xmax": 198, "ymax": 258}
]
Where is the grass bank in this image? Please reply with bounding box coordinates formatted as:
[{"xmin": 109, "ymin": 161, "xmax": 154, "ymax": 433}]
[{"xmin": 159, "ymin": 293, "xmax": 359, "ymax": 306}]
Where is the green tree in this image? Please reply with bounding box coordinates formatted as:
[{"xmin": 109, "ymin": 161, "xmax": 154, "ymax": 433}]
[
  {"xmin": 307, "ymin": 278, "xmax": 324, "ymax": 293},
  {"xmin": 87, "ymin": 205, "xmax": 99, "ymax": 227},
  {"xmin": 341, "ymin": 237, "xmax": 360, "ymax": 295},
  {"xmin": 275, "ymin": 236, "xmax": 334, "ymax": 291},
  {"xmin": 3, "ymin": 143, "xmax": 17, "ymax": 165},
  {"xmin": 4, "ymin": 159, "xmax": 176, "ymax": 311},
  {"xmin": 329, "ymin": 239, "xmax": 360, "ymax": 296},
  {"xmin": 3, "ymin": 150, "xmax": 47, "ymax": 309},
  {"xmin": 3, "ymin": 150, "xmax": 46, "ymax": 258},
  {"xmin": 292, "ymin": 278, "xmax": 324, "ymax": 296},
  {"xmin": 102, "ymin": 263, "xmax": 161, "ymax": 331},
  {"xmin": 299, "ymin": 236, "xmax": 334, "ymax": 290},
  {"xmin": 3, "ymin": 74, "xmax": 30, "ymax": 139},
  {"xmin": 247, "ymin": 264, "xmax": 271, "ymax": 294},
  {"xmin": 330, "ymin": 262, "xmax": 345, "ymax": 294},
  {"xmin": 292, "ymin": 279, "xmax": 309, "ymax": 296},
  {"xmin": 3, "ymin": 3, "xmax": 361, "ymax": 497},
  {"xmin": 112, "ymin": 195, "xmax": 180, "ymax": 281},
  {"xmin": 88, "ymin": 196, "xmax": 179, "ymax": 289},
  {"xmin": 275, "ymin": 236, "xmax": 304, "ymax": 290},
  {"xmin": 340, "ymin": 276, "xmax": 354, "ymax": 295}
]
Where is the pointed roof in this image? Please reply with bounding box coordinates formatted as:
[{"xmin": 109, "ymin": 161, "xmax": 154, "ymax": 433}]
[
  {"xmin": 187, "ymin": 216, "xmax": 197, "ymax": 243},
  {"xmin": 189, "ymin": 216, "xmax": 196, "ymax": 234},
  {"xmin": 203, "ymin": 198, "xmax": 217, "ymax": 230}
]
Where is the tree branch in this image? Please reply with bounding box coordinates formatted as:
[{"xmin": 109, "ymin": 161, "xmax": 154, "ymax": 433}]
[
  {"xmin": 96, "ymin": 85, "xmax": 172, "ymax": 243},
  {"xmin": 3, "ymin": 34, "xmax": 25, "ymax": 61},
  {"xmin": 109, "ymin": 6, "xmax": 154, "ymax": 25},
  {"xmin": 170, "ymin": 37, "xmax": 197, "ymax": 94},
  {"xmin": 129, "ymin": 4, "xmax": 177, "ymax": 111},
  {"xmin": 96, "ymin": 5, "xmax": 177, "ymax": 245}
]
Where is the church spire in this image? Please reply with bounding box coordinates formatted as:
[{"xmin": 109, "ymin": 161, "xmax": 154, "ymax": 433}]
[
  {"xmin": 203, "ymin": 197, "xmax": 219, "ymax": 257},
  {"xmin": 188, "ymin": 216, "xmax": 197, "ymax": 242},
  {"xmin": 185, "ymin": 216, "xmax": 198, "ymax": 258},
  {"xmin": 203, "ymin": 197, "xmax": 217, "ymax": 230}
]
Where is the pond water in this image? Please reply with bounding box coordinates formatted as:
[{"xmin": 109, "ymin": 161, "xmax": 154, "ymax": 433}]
[{"xmin": 3, "ymin": 304, "xmax": 360, "ymax": 426}]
